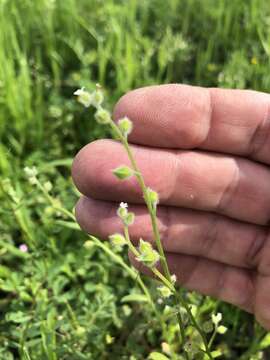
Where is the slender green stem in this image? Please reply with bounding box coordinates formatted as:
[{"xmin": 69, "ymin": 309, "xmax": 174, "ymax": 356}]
[
  {"xmin": 110, "ymin": 121, "xmax": 170, "ymax": 279},
  {"xmin": 151, "ymin": 273, "xmax": 190, "ymax": 360},
  {"xmin": 123, "ymin": 226, "xmax": 169, "ymax": 326},
  {"xmin": 124, "ymin": 140, "xmax": 170, "ymax": 278},
  {"xmin": 109, "ymin": 120, "xmax": 214, "ymax": 360},
  {"xmin": 175, "ymin": 292, "xmax": 213, "ymax": 358},
  {"xmin": 110, "ymin": 121, "xmax": 191, "ymax": 358},
  {"xmin": 124, "ymin": 226, "xmax": 140, "ymax": 257},
  {"xmin": 154, "ymin": 268, "xmax": 212, "ymax": 358},
  {"xmin": 90, "ymin": 235, "xmax": 157, "ymax": 315},
  {"xmin": 36, "ymin": 180, "xmax": 75, "ymax": 220},
  {"xmin": 124, "ymin": 229, "xmax": 189, "ymax": 359},
  {"xmin": 208, "ymin": 327, "xmax": 217, "ymax": 350}
]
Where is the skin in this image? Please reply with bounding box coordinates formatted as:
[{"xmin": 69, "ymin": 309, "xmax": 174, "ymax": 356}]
[{"xmin": 71, "ymin": 84, "xmax": 270, "ymax": 330}]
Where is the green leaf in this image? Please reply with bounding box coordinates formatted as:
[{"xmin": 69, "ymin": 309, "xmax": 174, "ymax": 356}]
[
  {"xmin": 39, "ymin": 158, "xmax": 73, "ymax": 170},
  {"xmin": 121, "ymin": 294, "xmax": 149, "ymax": 303},
  {"xmin": 260, "ymin": 332, "xmax": 270, "ymax": 349},
  {"xmin": 55, "ymin": 220, "xmax": 80, "ymax": 230},
  {"xmin": 20, "ymin": 291, "xmax": 33, "ymax": 302},
  {"xmin": 211, "ymin": 349, "xmax": 223, "ymax": 358},
  {"xmin": 6, "ymin": 311, "xmax": 32, "ymax": 324},
  {"xmin": 0, "ymin": 265, "xmax": 10, "ymax": 278},
  {"xmin": 148, "ymin": 352, "xmax": 169, "ymax": 360}
]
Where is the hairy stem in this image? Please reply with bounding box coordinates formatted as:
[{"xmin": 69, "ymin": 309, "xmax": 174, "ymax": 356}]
[
  {"xmin": 109, "ymin": 120, "xmax": 213, "ymax": 359},
  {"xmin": 109, "ymin": 121, "xmax": 192, "ymax": 358}
]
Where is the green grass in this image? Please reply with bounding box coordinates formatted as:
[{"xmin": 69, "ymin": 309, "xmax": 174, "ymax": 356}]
[{"xmin": 0, "ymin": 0, "xmax": 270, "ymax": 359}]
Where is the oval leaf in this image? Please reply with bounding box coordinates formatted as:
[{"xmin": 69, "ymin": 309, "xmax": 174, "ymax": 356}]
[
  {"xmin": 148, "ymin": 352, "xmax": 169, "ymax": 360},
  {"xmin": 121, "ymin": 294, "xmax": 149, "ymax": 303}
]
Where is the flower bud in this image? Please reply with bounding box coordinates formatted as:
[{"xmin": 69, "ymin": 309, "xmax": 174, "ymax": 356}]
[
  {"xmin": 105, "ymin": 334, "xmax": 114, "ymax": 344},
  {"xmin": 163, "ymin": 305, "xmax": 172, "ymax": 316},
  {"xmin": 202, "ymin": 320, "xmax": 214, "ymax": 333},
  {"xmin": 95, "ymin": 108, "xmax": 111, "ymax": 124},
  {"xmin": 75, "ymin": 326, "xmax": 86, "ymax": 337},
  {"xmin": 84, "ymin": 240, "xmax": 94, "ymax": 250},
  {"xmin": 217, "ymin": 325, "xmax": 227, "ymax": 334},
  {"xmin": 183, "ymin": 341, "xmax": 200, "ymax": 357},
  {"xmin": 117, "ymin": 202, "xmax": 128, "ymax": 219},
  {"xmin": 109, "ymin": 233, "xmax": 127, "ymax": 247},
  {"xmin": 29, "ymin": 176, "xmax": 38, "ymax": 185},
  {"xmin": 19, "ymin": 244, "xmax": 28, "ymax": 253},
  {"xmin": 157, "ymin": 285, "xmax": 173, "ymax": 298},
  {"xmin": 145, "ymin": 187, "xmax": 159, "ymax": 208},
  {"xmin": 74, "ymin": 87, "xmax": 92, "ymax": 108},
  {"xmin": 118, "ymin": 117, "xmax": 133, "ymax": 137},
  {"xmin": 24, "ymin": 166, "xmax": 38, "ymax": 186},
  {"xmin": 136, "ymin": 238, "xmax": 160, "ymax": 267},
  {"xmin": 116, "ymin": 202, "xmax": 135, "ymax": 226},
  {"xmin": 91, "ymin": 89, "xmax": 104, "ymax": 108},
  {"xmin": 44, "ymin": 181, "xmax": 53, "ymax": 192},
  {"xmin": 112, "ymin": 165, "xmax": 133, "ymax": 180}
]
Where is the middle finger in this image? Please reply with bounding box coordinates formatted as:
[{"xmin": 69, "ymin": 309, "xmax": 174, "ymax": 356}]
[{"xmin": 72, "ymin": 139, "xmax": 270, "ymax": 225}]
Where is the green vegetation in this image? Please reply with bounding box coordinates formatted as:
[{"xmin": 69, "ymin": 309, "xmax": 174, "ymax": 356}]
[{"xmin": 0, "ymin": 0, "xmax": 270, "ymax": 358}]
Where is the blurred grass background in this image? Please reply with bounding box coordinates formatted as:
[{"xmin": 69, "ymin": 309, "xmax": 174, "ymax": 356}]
[{"xmin": 0, "ymin": 0, "xmax": 270, "ymax": 359}]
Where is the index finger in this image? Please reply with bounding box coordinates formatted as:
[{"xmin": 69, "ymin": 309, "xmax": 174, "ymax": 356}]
[{"xmin": 113, "ymin": 84, "xmax": 270, "ymax": 164}]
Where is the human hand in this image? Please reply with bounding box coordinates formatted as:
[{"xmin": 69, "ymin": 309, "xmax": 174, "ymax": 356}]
[{"xmin": 72, "ymin": 84, "xmax": 270, "ymax": 330}]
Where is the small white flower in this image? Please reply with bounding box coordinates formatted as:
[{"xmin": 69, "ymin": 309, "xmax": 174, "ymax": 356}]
[
  {"xmin": 73, "ymin": 87, "xmax": 92, "ymax": 108},
  {"xmin": 212, "ymin": 312, "xmax": 222, "ymax": 326},
  {"xmin": 19, "ymin": 244, "xmax": 28, "ymax": 253},
  {"xmin": 171, "ymin": 274, "xmax": 177, "ymax": 284},
  {"xmin": 117, "ymin": 202, "xmax": 133, "ymax": 224},
  {"xmin": 120, "ymin": 202, "xmax": 128, "ymax": 209},
  {"xmin": 73, "ymin": 87, "xmax": 84, "ymax": 96}
]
